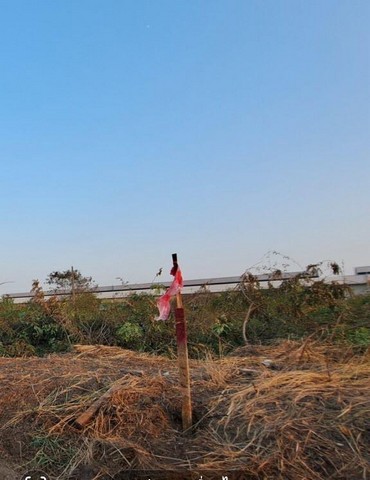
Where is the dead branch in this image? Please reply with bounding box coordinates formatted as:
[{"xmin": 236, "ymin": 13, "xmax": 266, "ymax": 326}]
[
  {"xmin": 74, "ymin": 371, "xmax": 143, "ymax": 428},
  {"xmin": 242, "ymin": 303, "xmax": 257, "ymax": 345}
]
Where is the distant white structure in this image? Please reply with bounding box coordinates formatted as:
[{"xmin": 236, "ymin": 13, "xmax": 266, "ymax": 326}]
[
  {"xmin": 355, "ymin": 266, "xmax": 370, "ymax": 275},
  {"xmin": 3, "ymin": 266, "xmax": 370, "ymax": 303},
  {"xmin": 325, "ymin": 266, "xmax": 370, "ymax": 295}
]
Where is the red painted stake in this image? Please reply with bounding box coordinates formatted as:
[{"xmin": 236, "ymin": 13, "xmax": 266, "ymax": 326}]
[{"xmin": 172, "ymin": 253, "xmax": 192, "ymax": 431}]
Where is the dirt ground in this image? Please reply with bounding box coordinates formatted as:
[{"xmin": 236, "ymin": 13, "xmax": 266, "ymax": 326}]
[
  {"xmin": 0, "ymin": 463, "xmax": 17, "ymax": 480},
  {"xmin": 0, "ymin": 342, "xmax": 369, "ymax": 480}
]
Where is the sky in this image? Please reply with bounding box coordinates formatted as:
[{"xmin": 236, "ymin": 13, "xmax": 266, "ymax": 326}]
[{"xmin": 0, "ymin": 0, "xmax": 369, "ymax": 293}]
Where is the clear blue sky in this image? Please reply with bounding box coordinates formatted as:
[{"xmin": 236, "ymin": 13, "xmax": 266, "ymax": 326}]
[{"xmin": 0, "ymin": 0, "xmax": 369, "ymax": 292}]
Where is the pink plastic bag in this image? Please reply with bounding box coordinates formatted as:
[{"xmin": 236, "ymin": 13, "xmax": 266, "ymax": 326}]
[{"xmin": 156, "ymin": 268, "xmax": 183, "ymax": 321}]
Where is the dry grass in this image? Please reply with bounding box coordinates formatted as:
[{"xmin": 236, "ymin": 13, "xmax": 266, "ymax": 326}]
[
  {"xmin": 202, "ymin": 368, "xmax": 369, "ymax": 476},
  {"xmin": 0, "ymin": 341, "xmax": 369, "ymax": 479}
]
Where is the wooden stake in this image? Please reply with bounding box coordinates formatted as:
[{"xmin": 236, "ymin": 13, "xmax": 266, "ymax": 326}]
[{"xmin": 172, "ymin": 253, "xmax": 192, "ymax": 431}]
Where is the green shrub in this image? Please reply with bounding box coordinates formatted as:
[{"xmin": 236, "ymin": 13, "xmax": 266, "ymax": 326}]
[
  {"xmin": 347, "ymin": 327, "xmax": 370, "ymax": 347},
  {"xmin": 116, "ymin": 322, "xmax": 143, "ymax": 348}
]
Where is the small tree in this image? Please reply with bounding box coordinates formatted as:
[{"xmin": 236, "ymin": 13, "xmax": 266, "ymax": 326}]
[{"xmin": 45, "ymin": 268, "xmax": 95, "ymax": 293}]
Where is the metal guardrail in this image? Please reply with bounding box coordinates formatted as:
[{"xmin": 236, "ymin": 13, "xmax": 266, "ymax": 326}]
[{"xmin": 4, "ymin": 271, "xmax": 315, "ymax": 302}]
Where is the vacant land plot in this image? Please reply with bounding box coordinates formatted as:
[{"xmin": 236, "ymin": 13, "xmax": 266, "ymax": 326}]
[{"xmin": 0, "ymin": 340, "xmax": 369, "ymax": 479}]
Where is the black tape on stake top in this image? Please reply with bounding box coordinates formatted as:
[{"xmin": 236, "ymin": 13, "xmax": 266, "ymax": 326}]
[{"xmin": 171, "ymin": 252, "xmax": 178, "ymax": 275}]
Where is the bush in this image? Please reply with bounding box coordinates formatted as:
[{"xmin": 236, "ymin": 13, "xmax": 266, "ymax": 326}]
[
  {"xmin": 116, "ymin": 322, "xmax": 143, "ymax": 348},
  {"xmin": 1, "ymin": 277, "xmax": 369, "ymax": 358},
  {"xmin": 0, "ymin": 291, "xmax": 70, "ymax": 356},
  {"xmin": 347, "ymin": 327, "xmax": 370, "ymax": 347}
]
